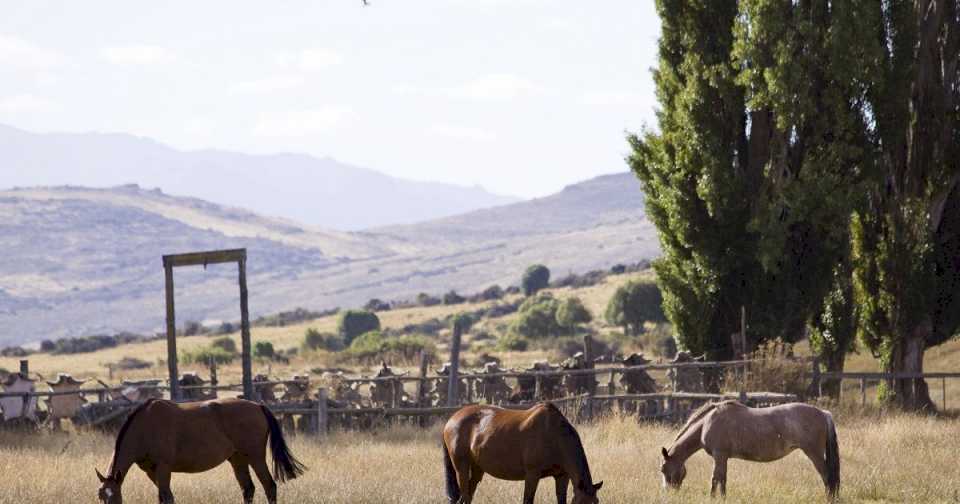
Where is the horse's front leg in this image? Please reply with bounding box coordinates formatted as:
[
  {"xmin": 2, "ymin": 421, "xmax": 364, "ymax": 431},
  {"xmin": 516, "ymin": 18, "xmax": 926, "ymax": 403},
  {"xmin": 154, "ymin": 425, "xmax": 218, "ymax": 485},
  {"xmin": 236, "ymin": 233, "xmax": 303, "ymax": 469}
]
[
  {"xmin": 522, "ymin": 474, "xmax": 540, "ymax": 504},
  {"xmin": 554, "ymin": 475, "xmax": 569, "ymax": 504},
  {"xmin": 710, "ymin": 453, "xmax": 728, "ymax": 498}
]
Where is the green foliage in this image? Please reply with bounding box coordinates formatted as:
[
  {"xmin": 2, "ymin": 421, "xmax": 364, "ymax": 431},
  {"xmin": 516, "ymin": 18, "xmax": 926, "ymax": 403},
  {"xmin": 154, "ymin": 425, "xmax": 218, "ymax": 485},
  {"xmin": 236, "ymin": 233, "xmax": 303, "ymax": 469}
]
[
  {"xmin": 337, "ymin": 309, "xmax": 381, "ymax": 346},
  {"xmin": 451, "ymin": 313, "xmax": 475, "ymax": 333},
  {"xmin": 343, "ymin": 331, "xmax": 436, "ymax": 363},
  {"xmin": 303, "ymin": 328, "xmax": 344, "ymax": 352},
  {"xmin": 210, "ymin": 336, "xmax": 237, "ymax": 354},
  {"xmin": 521, "ymin": 264, "xmax": 550, "ymax": 296},
  {"xmin": 180, "ymin": 346, "xmax": 235, "ymax": 365},
  {"xmin": 443, "ymin": 290, "xmax": 465, "ymax": 305},
  {"xmin": 605, "ymin": 280, "xmax": 664, "ymax": 336},
  {"xmin": 555, "ymin": 297, "xmax": 592, "ymax": 333},
  {"xmin": 511, "ymin": 293, "xmax": 561, "ymax": 339},
  {"xmin": 496, "ymin": 333, "xmax": 529, "ymax": 351},
  {"xmin": 253, "ymin": 341, "xmax": 275, "ymax": 360}
]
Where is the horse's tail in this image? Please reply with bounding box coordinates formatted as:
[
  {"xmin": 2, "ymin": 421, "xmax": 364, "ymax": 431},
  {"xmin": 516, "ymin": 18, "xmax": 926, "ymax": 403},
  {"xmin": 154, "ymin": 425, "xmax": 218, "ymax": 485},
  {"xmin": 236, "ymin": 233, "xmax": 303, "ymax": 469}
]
[
  {"xmin": 824, "ymin": 411, "xmax": 840, "ymax": 499},
  {"xmin": 260, "ymin": 405, "xmax": 306, "ymax": 483},
  {"xmin": 442, "ymin": 439, "xmax": 460, "ymax": 503}
]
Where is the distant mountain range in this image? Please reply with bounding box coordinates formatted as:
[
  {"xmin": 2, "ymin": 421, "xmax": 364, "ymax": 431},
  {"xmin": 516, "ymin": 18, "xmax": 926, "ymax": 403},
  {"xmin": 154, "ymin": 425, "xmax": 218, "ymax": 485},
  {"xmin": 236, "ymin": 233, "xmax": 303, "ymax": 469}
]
[
  {"xmin": 0, "ymin": 171, "xmax": 658, "ymax": 345},
  {"xmin": 0, "ymin": 123, "xmax": 518, "ymax": 230}
]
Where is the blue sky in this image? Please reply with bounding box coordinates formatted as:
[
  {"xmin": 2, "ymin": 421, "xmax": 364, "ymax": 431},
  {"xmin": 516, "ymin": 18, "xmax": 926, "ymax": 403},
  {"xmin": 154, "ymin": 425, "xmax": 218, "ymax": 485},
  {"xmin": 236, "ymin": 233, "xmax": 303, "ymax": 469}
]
[{"xmin": 0, "ymin": 0, "xmax": 660, "ymax": 198}]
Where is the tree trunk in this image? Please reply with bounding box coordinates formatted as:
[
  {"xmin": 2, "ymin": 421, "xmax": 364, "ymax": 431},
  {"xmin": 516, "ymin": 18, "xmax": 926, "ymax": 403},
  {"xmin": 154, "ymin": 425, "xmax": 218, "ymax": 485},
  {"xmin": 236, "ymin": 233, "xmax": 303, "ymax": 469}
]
[
  {"xmin": 820, "ymin": 350, "xmax": 846, "ymax": 400},
  {"xmin": 885, "ymin": 321, "xmax": 936, "ymax": 411}
]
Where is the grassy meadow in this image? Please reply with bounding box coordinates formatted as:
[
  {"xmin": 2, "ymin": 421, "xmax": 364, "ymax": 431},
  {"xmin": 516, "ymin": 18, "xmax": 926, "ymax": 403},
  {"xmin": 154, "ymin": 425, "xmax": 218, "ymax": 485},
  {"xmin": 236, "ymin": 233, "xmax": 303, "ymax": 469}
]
[{"xmin": 0, "ymin": 410, "xmax": 957, "ymax": 503}]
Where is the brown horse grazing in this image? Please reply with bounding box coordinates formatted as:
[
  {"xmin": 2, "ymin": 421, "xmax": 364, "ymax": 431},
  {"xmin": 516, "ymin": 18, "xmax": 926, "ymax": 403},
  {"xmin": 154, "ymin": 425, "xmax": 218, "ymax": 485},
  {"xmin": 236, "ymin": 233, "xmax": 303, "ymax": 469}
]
[
  {"xmin": 442, "ymin": 402, "xmax": 603, "ymax": 504},
  {"xmin": 95, "ymin": 398, "xmax": 305, "ymax": 504},
  {"xmin": 660, "ymin": 400, "xmax": 839, "ymax": 499}
]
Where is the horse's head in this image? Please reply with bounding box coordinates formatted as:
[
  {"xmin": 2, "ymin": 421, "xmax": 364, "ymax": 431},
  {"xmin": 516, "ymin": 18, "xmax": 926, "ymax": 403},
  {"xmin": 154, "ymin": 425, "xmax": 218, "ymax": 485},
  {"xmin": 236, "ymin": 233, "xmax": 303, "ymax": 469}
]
[
  {"xmin": 96, "ymin": 469, "xmax": 123, "ymax": 504},
  {"xmin": 571, "ymin": 481, "xmax": 603, "ymax": 504},
  {"xmin": 660, "ymin": 447, "xmax": 686, "ymax": 489}
]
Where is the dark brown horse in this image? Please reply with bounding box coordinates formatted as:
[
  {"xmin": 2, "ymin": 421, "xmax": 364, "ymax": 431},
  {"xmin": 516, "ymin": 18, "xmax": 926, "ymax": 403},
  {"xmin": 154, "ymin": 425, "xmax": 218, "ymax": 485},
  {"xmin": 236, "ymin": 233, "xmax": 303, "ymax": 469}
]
[
  {"xmin": 442, "ymin": 402, "xmax": 603, "ymax": 504},
  {"xmin": 95, "ymin": 398, "xmax": 304, "ymax": 504},
  {"xmin": 660, "ymin": 400, "xmax": 839, "ymax": 499}
]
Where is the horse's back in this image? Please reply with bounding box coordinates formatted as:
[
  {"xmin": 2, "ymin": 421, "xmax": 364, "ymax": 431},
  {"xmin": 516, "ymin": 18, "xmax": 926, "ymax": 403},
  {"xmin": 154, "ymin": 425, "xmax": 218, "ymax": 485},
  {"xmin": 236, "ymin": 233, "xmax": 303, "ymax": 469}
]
[{"xmin": 703, "ymin": 401, "xmax": 830, "ymax": 461}]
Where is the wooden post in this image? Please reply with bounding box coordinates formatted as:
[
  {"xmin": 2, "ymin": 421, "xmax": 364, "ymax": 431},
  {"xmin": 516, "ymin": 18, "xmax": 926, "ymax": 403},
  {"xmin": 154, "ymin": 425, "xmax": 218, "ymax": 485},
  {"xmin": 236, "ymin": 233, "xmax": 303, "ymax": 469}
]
[
  {"xmin": 416, "ymin": 351, "xmax": 429, "ymax": 406},
  {"xmin": 465, "ymin": 377, "xmax": 474, "ymax": 403},
  {"xmin": 316, "ymin": 388, "xmax": 328, "ymax": 438},
  {"xmin": 943, "ymin": 377, "xmax": 947, "ymax": 411},
  {"xmin": 447, "ymin": 320, "xmax": 463, "ymax": 407},
  {"xmin": 740, "ymin": 306, "xmax": 747, "ymax": 356},
  {"xmin": 163, "ymin": 260, "xmax": 180, "ymax": 401},
  {"xmin": 209, "ymin": 358, "xmax": 218, "ymax": 399},
  {"xmin": 607, "ymin": 369, "xmax": 616, "ymax": 395},
  {"xmin": 18, "ymin": 359, "xmax": 28, "ymax": 377},
  {"xmin": 860, "ymin": 378, "xmax": 867, "ymax": 407},
  {"xmin": 534, "ymin": 374, "xmax": 543, "ymax": 400},
  {"xmin": 238, "ymin": 258, "xmax": 253, "ymax": 400},
  {"xmin": 583, "ymin": 335, "xmax": 596, "ymax": 396}
]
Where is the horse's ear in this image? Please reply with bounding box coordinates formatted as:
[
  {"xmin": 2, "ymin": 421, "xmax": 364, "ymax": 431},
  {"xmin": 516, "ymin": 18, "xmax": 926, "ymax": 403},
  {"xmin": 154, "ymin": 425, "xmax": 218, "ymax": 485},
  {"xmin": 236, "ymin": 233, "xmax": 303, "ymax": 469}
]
[
  {"xmin": 95, "ymin": 469, "xmax": 107, "ymax": 483},
  {"xmin": 661, "ymin": 447, "xmax": 670, "ymax": 460},
  {"xmin": 593, "ymin": 481, "xmax": 603, "ymax": 491}
]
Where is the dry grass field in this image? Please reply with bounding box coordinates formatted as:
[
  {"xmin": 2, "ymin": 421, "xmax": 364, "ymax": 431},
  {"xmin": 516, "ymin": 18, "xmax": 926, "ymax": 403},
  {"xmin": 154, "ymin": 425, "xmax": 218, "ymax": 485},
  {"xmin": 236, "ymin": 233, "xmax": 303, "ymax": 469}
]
[{"xmin": 0, "ymin": 410, "xmax": 957, "ymax": 503}]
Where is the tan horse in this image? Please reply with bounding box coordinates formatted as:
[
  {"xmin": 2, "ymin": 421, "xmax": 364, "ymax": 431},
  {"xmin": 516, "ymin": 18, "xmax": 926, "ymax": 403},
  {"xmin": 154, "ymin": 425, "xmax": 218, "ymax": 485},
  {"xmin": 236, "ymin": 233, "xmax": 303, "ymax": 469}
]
[
  {"xmin": 442, "ymin": 402, "xmax": 603, "ymax": 504},
  {"xmin": 660, "ymin": 400, "xmax": 839, "ymax": 499},
  {"xmin": 95, "ymin": 398, "xmax": 305, "ymax": 504}
]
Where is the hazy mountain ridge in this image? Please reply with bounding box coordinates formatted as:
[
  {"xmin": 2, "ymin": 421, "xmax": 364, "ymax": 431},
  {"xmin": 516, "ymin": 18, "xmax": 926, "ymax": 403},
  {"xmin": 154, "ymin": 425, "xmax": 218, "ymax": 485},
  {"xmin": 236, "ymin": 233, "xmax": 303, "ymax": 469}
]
[
  {"xmin": 0, "ymin": 123, "xmax": 519, "ymax": 230},
  {"xmin": 0, "ymin": 172, "xmax": 658, "ymax": 345}
]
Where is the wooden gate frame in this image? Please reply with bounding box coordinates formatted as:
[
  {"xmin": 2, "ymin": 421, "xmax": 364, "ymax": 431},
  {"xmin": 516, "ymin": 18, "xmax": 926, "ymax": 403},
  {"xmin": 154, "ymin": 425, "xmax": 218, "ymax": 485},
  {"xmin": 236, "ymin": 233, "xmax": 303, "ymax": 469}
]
[{"xmin": 162, "ymin": 248, "xmax": 252, "ymax": 400}]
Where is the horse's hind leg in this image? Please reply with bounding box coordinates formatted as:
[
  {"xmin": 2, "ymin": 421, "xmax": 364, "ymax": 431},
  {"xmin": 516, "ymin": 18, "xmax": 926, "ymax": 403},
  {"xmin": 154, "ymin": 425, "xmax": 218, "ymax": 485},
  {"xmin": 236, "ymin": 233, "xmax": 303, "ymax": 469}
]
[
  {"xmin": 523, "ymin": 474, "xmax": 540, "ymax": 504},
  {"xmin": 554, "ymin": 475, "xmax": 569, "ymax": 504},
  {"xmin": 229, "ymin": 455, "xmax": 256, "ymax": 504},
  {"xmin": 251, "ymin": 458, "xmax": 278, "ymax": 504},
  {"xmin": 155, "ymin": 464, "xmax": 175, "ymax": 504},
  {"xmin": 710, "ymin": 453, "xmax": 728, "ymax": 498},
  {"xmin": 464, "ymin": 465, "xmax": 484, "ymax": 502},
  {"xmin": 801, "ymin": 447, "xmax": 830, "ymax": 492}
]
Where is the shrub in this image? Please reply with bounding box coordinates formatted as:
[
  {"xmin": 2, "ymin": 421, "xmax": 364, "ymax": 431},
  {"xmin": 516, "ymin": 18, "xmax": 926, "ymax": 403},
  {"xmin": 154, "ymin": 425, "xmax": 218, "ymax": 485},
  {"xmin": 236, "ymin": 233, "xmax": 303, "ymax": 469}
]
[
  {"xmin": 443, "ymin": 290, "xmax": 466, "ymax": 305},
  {"xmin": 216, "ymin": 322, "xmax": 236, "ymax": 335},
  {"xmin": 181, "ymin": 346, "xmax": 235, "ymax": 365},
  {"xmin": 210, "ymin": 336, "xmax": 237, "ymax": 354},
  {"xmin": 114, "ymin": 357, "xmax": 152, "ymax": 370},
  {"xmin": 39, "ymin": 340, "xmax": 55, "ymax": 352},
  {"xmin": 480, "ymin": 285, "xmax": 504, "ymax": 301},
  {"xmin": 52, "ymin": 335, "xmax": 118, "ymax": 355},
  {"xmin": 380, "ymin": 335, "xmax": 436, "ymax": 361},
  {"xmin": 521, "ymin": 264, "xmax": 551, "ymax": 296},
  {"xmin": 604, "ymin": 279, "xmax": 665, "ymax": 336},
  {"xmin": 337, "ymin": 310, "xmax": 381, "ymax": 346},
  {"xmin": 730, "ymin": 339, "xmax": 810, "ymax": 399},
  {"xmin": 253, "ymin": 307, "xmax": 335, "ymax": 327},
  {"xmin": 416, "ymin": 292, "xmax": 441, "ymax": 307},
  {"xmin": 555, "ymin": 297, "xmax": 593, "ymax": 333},
  {"xmin": 253, "ymin": 341, "xmax": 276, "ymax": 360},
  {"xmin": 303, "ymin": 328, "xmax": 344, "ymax": 352},
  {"xmin": 512, "ymin": 294, "xmax": 561, "ymax": 339},
  {"xmin": 497, "ymin": 333, "xmax": 529, "ymax": 351},
  {"xmin": 0, "ymin": 346, "xmax": 28, "ymax": 357},
  {"xmin": 450, "ymin": 313, "xmax": 475, "ymax": 333},
  {"xmin": 364, "ymin": 298, "xmax": 391, "ymax": 312},
  {"xmin": 183, "ymin": 321, "xmax": 203, "ymax": 337},
  {"xmin": 610, "ymin": 264, "xmax": 627, "ymax": 275},
  {"xmin": 657, "ymin": 335, "xmax": 678, "ymax": 359}
]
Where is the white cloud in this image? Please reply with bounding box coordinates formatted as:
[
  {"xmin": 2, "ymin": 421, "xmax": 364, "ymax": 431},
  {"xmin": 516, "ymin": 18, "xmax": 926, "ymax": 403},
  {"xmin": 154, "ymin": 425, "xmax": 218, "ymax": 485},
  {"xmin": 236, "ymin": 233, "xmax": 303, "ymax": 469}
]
[
  {"xmin": 101, "ymin": 45, "xmax": 177, "ymax": 66},
  {"xmin": 0, "ymin": 35, "xmax": 63, "ymax": 68},
  {"xmin": 183, "ymin": 117, "xmax": 218, "ymax": 137},
  {"xmin": 228, "ymin": 75, "xmax": 305, "ymax": 95},
  {"xmin": 450, "ymin": 74, "xmax": 541, "ymax": 100},
  {"xmin": 394, "ymin": 74, "xmax": 542, "ymax": 102},
  {"xmin": 580, "ymin": 91, "xmax": 648, "ymax": 106},
  {"xmin": 0, "ymin": 94, "xmax": 55, "ymax": 113},
  {"xmin": 427, "ymin": 123, "xmax": 496, "ymax": 142},
  {"xmin": 252, "ymin": 105, "xmax": 353, "ymax": 137},
  {"xmin": 274, "ymin": 48, "xmax": 343, "ymax": 72}
]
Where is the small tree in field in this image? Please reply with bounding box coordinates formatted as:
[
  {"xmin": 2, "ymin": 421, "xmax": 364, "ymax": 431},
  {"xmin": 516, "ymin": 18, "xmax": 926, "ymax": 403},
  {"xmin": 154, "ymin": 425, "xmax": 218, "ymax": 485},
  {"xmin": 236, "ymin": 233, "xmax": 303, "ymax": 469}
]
[
  {"xmin": 556, "ymin": 297, "xmax": 592, "ymax": 334},
  {"xmin": 521, "ymin": 264, "xmax": 550, "ymax": 296},
  {"xmin": 605, "ymin": 280, "xmax": 665, "ymax": 336},
  {"xmin": 337, "ymin": 309, "xmax": 381, "ymax": 346}
]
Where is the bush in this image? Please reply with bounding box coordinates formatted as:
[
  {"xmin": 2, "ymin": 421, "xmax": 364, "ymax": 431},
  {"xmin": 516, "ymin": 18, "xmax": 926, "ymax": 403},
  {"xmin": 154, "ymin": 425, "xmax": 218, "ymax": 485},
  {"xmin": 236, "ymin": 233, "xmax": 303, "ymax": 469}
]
[
  {"xmin": 657, "ymin": 335, "xmax": 678, "ymax": 359},
  {"xmin": 253, "ymin": 307, "xmax": 336, "ymax": 327},
  {"xmin": 113, "ymin": 357, "xmax": 152, "ymax": 370},
  {"xmin": 210, "ymin": 336, "xmax": 237, "ymax": 354},
  {"xmin": 480, "ymin": 285, "xmax": 504, "ymax": 301},
  {"xmin": 181, "ymin": 346, "xmax": 236, "ymax": 365},
  {"xmin": 215, "ymin": 322, "xmax": 236, "ymax": 335},
  {"xmin": 183, "ymin": 321, "xmax": 204, "ymax": 337},
  {"xmin": 40, "ymin": 340, "xmax": 55, "ymax": 352},
  {"xmin": 450, "ymin": 313, "xmax": 475, "ymax": 333},
  {"xmin": 604, "ymin": 279, "xmax": 665, "ymax": 336},
  {"xmin": 512, "ymin": 294, "xmax": 561, "ymax": 339},
  {"xmin": 555, "ymin": 297, "xmax": 593, "ymax": 333},
  {"xmin": 443, "ymin": 290, "xmax": 466, "ymax": 305},
  {"xmin": 303, "ymin": 328, "xmax": 344, "ymax": 352},
  {"xmin": 342, "ymin": 331, "xmax": 436, "ymax": 363},
  {"xmin": 0, "ymin": 346, "xmax": 29, "ymax": 357},
  {"xmin": 416, "ymin": 292, "xmax": 441, "ymax": 307},
  {"xmin": 253, "ymin": 341, "xmax": 276, "ymax": 360},
  {"xmin": 337, "ymin": 310, "xmax": 381, "ymax": 346},
  {"xmin": 497, "ymin": 333, "xmax": 529, "ymax": 351},
  {"xmin": 521, "ymin": 264, "xmax": 551, "ymax": 296},
  {"xmin": 52, "ymin": 335, "xmax": 118, "ymax": 355},
  {"xmin": 364, "ymin": 298, "xmax": 391, "ymax": 312}
]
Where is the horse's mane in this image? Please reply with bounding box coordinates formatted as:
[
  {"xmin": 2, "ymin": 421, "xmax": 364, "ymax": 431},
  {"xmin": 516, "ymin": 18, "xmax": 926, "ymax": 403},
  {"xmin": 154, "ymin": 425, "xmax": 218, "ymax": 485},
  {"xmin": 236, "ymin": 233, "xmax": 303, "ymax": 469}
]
[
  {"xmin": 110, "ymin": 398, "xmax": 158, "ymax": 474},
  {"xmin": 543, "ymin": 403, "xmax": 593, "ymax": 488},
  {"xmin": 673, "ymin": 401, "xmax": 721, "ymax": 442}
]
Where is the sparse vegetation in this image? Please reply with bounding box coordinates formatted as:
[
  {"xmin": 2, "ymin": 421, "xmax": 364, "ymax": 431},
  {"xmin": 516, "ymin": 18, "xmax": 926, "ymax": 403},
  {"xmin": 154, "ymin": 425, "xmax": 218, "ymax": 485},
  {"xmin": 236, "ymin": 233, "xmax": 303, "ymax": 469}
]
[{"xmin": 303, "ymin": 328, "xmax": 344, "ymax": 352}]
